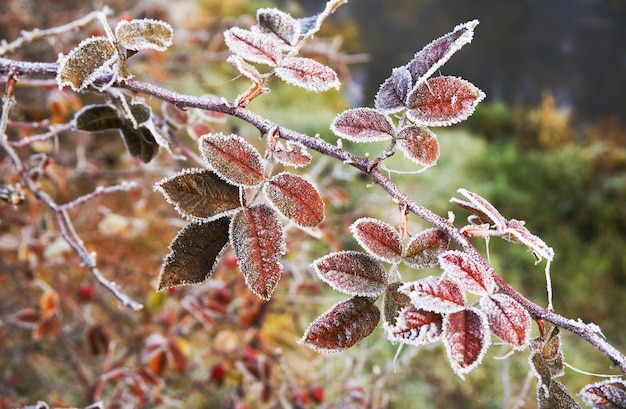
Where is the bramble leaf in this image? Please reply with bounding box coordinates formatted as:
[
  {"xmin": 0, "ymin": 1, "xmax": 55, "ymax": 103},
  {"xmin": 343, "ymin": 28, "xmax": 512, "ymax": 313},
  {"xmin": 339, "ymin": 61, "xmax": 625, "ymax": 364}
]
[
  {"xmin": 57, "ymin": 36, "xmax": 118, "ymax": 91},
  {"xmin": 374, "ymin": 66, "xmax": 412, "ymax": 114},
  {"xmin": 227, "ymin": 55, "xmax": 263, "ymax": 85},
  {"xmin": 400, "ymin": 276, "xmax": 466, "ymax": 314},
  {"xmin": 263, "ymin": 172, "xmax": 324, "ymax": 227},
  {"xmin": 115, "ymin": 18, "xmax": 174, "ymax": 52},
  {"xmin": 350, "ymin": 217, "xmax": 402, "ymax": 263},
  {"xmin": 402, "ymin": 228, "xmax": 449, "ymax": 269},
  {"xmin": 120, "ymin": 125, "xmax": 159, "ymax": 163},
  {"xmin": 256, "ymin": 8, "xmax": 300, "ymax": 46},
  {"xmin": 443, "ymin": 308, "xmax": 490, "ymax": 377},
  {"xmin": 386, "ymin": 306, "xmax": 443, "ymax": 346},
  {"xmin": 331, "ymin": 107, "xmax": 396, "ymax": 142},
  {"xmin": 275, "ymin": 57, "xmax": 340, "ymax": 92},
  {"xmin": 406, "ymin": 20, "xmax": 478, "ymax": 86},
  {"xmin": 530, "ymin": 323, "xmax": 565, "ymax": 379},
  {"xmin": 230, "ymin": 205, "xmax": 286, "ymax": 300},
  {"xmin": 312, "ymin": 251, "xmax": 387, "ymax": 297},
  {"xmin": 157, "ymin": 218, "xmax": 231, "ymax": 290},
  {"xmin": 154, "ymin": 168, "xmax": 242, "ymax": 221},
  {"xmin": 381, "ymin": 282, "xmax": 412, "ymax": 328},
  {"xmin": 74, "ymin": 104, "xmax": 123, "ymax": 131},
  {"xmin": 406, "ymin": 76, "xmax": 485, "ymax": 127},
  {"xmin": 199, "ymin": 133, "xmax": 265, "ymax": 187},
  {"xmin": 299, "ymin": 296, "xmax": 379, "ymax": 353},
  {"xmin": 439, "ymin": 250, "xmax": 495, "ymax": 296},
  {"xmin": 579, "ymin": 378, "xmax": 626, "ymax": 409},
  {"xmin": 272, "ymin": 140, "xmax": 312, "ymax": 168},
  {"xmin": 396, "ymin": 125, "xmax": 440, "ymax": 167},
  {"xmin": 480, "ymin": 294, "xmax": 531, "ymax": 349},
  {"xmin": 224, "ymin": 27, "xmax": 289, "ymax": 67},
  {"xmin": 451, "ymin": 188, "xmax": 508, "ymax": 228}
]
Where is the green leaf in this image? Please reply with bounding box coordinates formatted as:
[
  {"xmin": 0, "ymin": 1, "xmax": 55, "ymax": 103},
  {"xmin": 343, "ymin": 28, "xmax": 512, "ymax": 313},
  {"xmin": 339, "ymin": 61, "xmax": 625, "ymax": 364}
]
[
  {"xmin": 74, "ymin": 104, "xmax": 123, "ymax": 131},
  {"xmin": 157, "ymin": 218, "xmax": 231, "ymax": 290}
]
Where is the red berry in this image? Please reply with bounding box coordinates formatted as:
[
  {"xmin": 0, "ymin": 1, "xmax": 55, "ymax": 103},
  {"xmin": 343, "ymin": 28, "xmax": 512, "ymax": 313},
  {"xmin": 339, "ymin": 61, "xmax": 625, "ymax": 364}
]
[
  {"xmin": 210, "ymin": 363, "xmax": 225, "ymax": 382},
  {"xmin": 78, "ymin": 284, "xmax": 94, "ymax": 301},
  {"xmin": 308, "ymin": 386, "xmax": 324, "ymax": 403}
]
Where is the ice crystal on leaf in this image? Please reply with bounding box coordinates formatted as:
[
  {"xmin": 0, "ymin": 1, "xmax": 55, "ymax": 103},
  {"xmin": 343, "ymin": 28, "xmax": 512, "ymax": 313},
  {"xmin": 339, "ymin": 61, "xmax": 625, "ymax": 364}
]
[
  {"xmin": 114, "ymin": 18, "xmax": 173, "ymax": 52},
  {"xmin": 443, "ymin": 308, "xmax": 490, "ymax": 377},
  {"xmin": 350, "ymin": 217, "xmax": 403, "ymax": 263},
  {"xmin": 57, "ymin": 37, "xmax": 118, "ymax": 91},
  {"xmin": 199, "ymin": 133, "xmax": 265, "ymax": 187},
  {"xmin": 480, "ymin": 294, "xmax": 531, "ymax": 350},
  {"xmin": 263, "ymin": 172, "xmax": 325, "ymax": 227},
  {"xmin": 439, "ymin": 250, "xmax": 495, "ymax": 296},
  {"xmin": 331, "ymin": 108, "xmax": 396, "ymax": 142},
  {"xmin": 400, "ymin": 276, "xmax": 466, "ymax": 314},
  {"xmin": 312, "ymin": 251, "xmax": 387, "ymax": 297},
  {"xmin": 275, "ymin": 57, "xmax": 340, "ymax": 92}
]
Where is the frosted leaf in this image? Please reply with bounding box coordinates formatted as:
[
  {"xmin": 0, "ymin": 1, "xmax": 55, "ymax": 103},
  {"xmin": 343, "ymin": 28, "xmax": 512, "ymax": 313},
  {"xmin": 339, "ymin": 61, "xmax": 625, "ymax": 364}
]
[
  {"xmin": 396, "ymin": 125, "xmax": 440, "ymax": 167},
  {"xmin": 350, "ymin": 217, "xmax": 403, "ymax": 263},
  {"xmin": 312, "ymin": 251, "xmax": 387, "ymax": 297},
  {"xmin": 407, "ymin": 20, "xmax": 478, "ymax": 86},
  {"xmin": 504, "ymin": 219, "xmax": 555, "ymax": 264},
  {"xmin": 73, "ymin": 104, "xmax": 123, "ymax": 131},
  {"xmin": 529, "ymin": 323, "xmax": 565, "ymax": 379},
  {"xmin": 162, "ymin": 102, "xmax": 188, "ymax": 129},
  {"xmin": 297, "ymin": 0, "xmax": 347, "ymax": 38},
  {"xmin": 480, "ymin": 294, "xmax": 531, "ymax": 349},
  {"xmin": 224, "ymin": 27, "xmax": 290, "ymax": 67},
  {"xmin": 402, "ymin": 228, "xmax": 449, "ymax": 269},
  {"xmin": 256, "ymin": 8, "xmax": 300, "ymax": 46},
  {"xmin": 227, "ymin": 55, "xmax": 263, "ymax": 85},
  {"xmin": 154, "ymin": 168, "xmax": 242, "ymax": 221},
  {"xmin": 374, "ymin": 66, "xmax": 412, "ymax": 114},
  {"xmin": 399, "ymin": 276, "xmax": 466, "ymax": 314},
  {"xmin": 199, "ymin": 133, "xmax": 265, "ymax": 187},
  {"xmin": 275, "ymin": 57, "xmax": 340, "ymax": 92},
  {"xmin": 157, "ymin": 218, "xmax": 230, "ymax": 290},
  {"xmin": 114, "ymin": 18, "xmax": 173, "ymax": 52},
  {"xmin": 381, "ymin": 282, "xmax": 412, "ymax": 328},
  {"xmin": 331, "ymin": 107, "xmax": 396, "ymax": 142},
  {"xmin": 57, "ymin": 36, "xmax": 118, "ymax": 91},
  {"xmin": 229, "ymin": 205, "xmax": 286, "ymax": 300},
  {"xmin": 406, "ymin": 76, "xmax": 485, "ymax": 127},
  {"xmin": 272, "ymin": 140, "xmax": 312, "ymax": 168},
  {"xmin": 385, "ymin": 306, "xmax": 443, "ymax": 346},
  {"xmin": 579, "ymin": 378, "xmax": 626, "ymax": 409},
  {"xmin": 299, "ymin": 296, "xmax": 379, "ymax": 353},
  {"xmin": 451, "ymin": 188, "xmax": 508, "ymax": 228},
  {"xmin": 439, "ymin": 250, "xmax": 496, "ymax": 296},
  {"xmin": 263, "ymin": 172, "xmax": 325, "ymax": 227},
  {"xmin": 443, "ymin": 308, "xmax": 491, "ymax": 377}
]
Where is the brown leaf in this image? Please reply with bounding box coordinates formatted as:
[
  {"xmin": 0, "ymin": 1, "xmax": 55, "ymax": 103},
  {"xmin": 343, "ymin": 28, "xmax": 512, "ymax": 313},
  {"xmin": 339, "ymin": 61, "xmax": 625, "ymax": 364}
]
[
  {"xmin": 402, "ymin": 228, "xmax": 449, "ymax": 269},
  {"xmin": 331, "ymin": 107, "xmax": 396, "ymax": 142},
  {"xmin": 264, "ymin": 172, "xmax": 324, "ymax": 227},
  {"xmin": 396, "ymin": 125, "xmax": 440, "ymax": 167},
  {"xmin": 313, "ymin": 251, "xmax": 387, "ymax": 297},
  {"xmin": 199, "ymin": 133, "xmax": 265, "ymax": 187},
  {"xmin": 350, "ymin": 217, "xmax": 403, "ymax": 263},
  {"xmin": 115, "ymin": 18, "xmax": 174, "ymax": 52},
  {"xmin": 381, "ymin": 282, "xmax": 412, "ymax": 328},
  {"xmin": 57, "ymin": 36, "xmax": 118, "ymax": 91},
  {"xmin": 579, "ymin": 378, "xmax": 626, "ymax": 409}
]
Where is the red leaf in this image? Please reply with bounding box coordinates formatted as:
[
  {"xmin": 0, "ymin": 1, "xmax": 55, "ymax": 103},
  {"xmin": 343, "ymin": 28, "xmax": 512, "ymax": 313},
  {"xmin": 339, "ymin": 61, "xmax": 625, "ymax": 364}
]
[
  {"xmin": 313, "ymin": 251, "xmax": 387, "ymax": 297},
  {"xmin": 480, "ymin": 294, "xmax": 531, "ymax": 349},
  {"xmin": 230, "ymin": 205, "xmax": 286, "ymax": 300},
  {"xmin": 580, "ymin": 378, "xmax": 626, "ymax": 409},
  {"xmin": 350, "ymin": 217, "xmax": 403, "ymax": 263},
  {"xmin": 385, "ymin": 306, "xmax": 443, "ymax": 346},
  {"xmin": 381, "ymin": 282, "xmax": 412, "ymax": 328},
  {"xmin": 158, "ymin": 218, "xmax": 231, "ymax": 290},
  {"xmin": 275, "ymin": 57, "xmax": 340, "ymax": 92},
  {"xmin": 396, "ymin": 125, "xmax": 440, "ymax": 167},
  {"xmin": 223, "ymin": 27, "xmax": 289, "ymax": 67},
  {"xmin": 374, "ymin": 66, "xmax": 413, "ymax": 114},
  {"xmin": 406, "ymin": 20, "xmax": 478, "ymax": 86},
  {"xmin": 402, "ymin": 228, "xmax": 449, "ymax": 269},
  {"xmin": 331, "ymin": 107, "xmax": 396, "ymax": 142},
  {"xmin": 439, "ymin": 250, "xmax": 495, "ymax": 296},
  {"xmin": 199, "ymin": 133, "xmax": 265, "ymax": 187},
  {"xmin": 443, "ymin": 308, "xmax": 490, "ymax": 376},
  {"xmin": 504, "ymin": 219, "xmax": 554, "ymax": 264},
  {"xmin": 406, "ymin": 76, "xmax": 485, "ymax": 127},
  {"xmin": 299, "ymin": 296, "xmax": 380, "ymax": 353},
  {"xmin": 264, "ymin": 172, "xmax": 324, "ymax": 227},
  {"xmin": 399, "ymin": 276, "xmax": 466, "ymax": 314},
  {"xmin": 451, "ymin": 188, "xmax": 507, "ymax": 229},
  {"xmin": 272, "ymin": 140, "xmax": 312, "ymax": 168}
]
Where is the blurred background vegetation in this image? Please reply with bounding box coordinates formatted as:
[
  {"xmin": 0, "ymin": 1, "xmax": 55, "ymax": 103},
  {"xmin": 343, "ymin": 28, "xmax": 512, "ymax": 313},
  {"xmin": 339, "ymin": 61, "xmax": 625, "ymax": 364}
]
[{"xmin": 0, "ymin": 0, "xmax": 624, "ymax": 408}]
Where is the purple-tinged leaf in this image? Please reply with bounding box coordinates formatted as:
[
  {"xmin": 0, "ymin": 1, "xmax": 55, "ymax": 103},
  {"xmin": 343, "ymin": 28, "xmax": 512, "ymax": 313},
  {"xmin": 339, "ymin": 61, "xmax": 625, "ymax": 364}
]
[
  {"xmin": 199, "ymin": 133, "xmax": 265, "ymax": 187},
  {"xmin": 264, "ymin": 172, "xmax": 325, "ymax": 227},
  {"xmin": 312, "ymin": 251, "xmax": 387, "ymax": 297},
  {"xmin": 382, "ymin": 282, "xmax": 412, "ymax": 328},
  {"xmin": 374, "ymin": 66, "xmax": 412, "ymax": 114},
  {"xmin": 350, "ymin": 217, "xmax": 403, "ymax": 263},
  {"xmin": 273, "ymin": 140, "xmax": 312, "ymax": 168},
  {"xmin": 407, "ymin": 20, "xmax": 478, "ymax": 86},
  {"xmin": 331, "ymin": 107, "xmax": 396, "ymax": 142},
  {"xmin": 439, "ymin": 250, "xmax": 495, "ymax": 296},
  {"xmin": 579, "ymin": 378, "xmax": 626, "ymax": 409},
  {"xmin": 154, "ymin": 168, "xmax": 242, "ymax": 221},
  {"xmin": 396, "ymin": 125, "xmax": 440, "ymax": 167},
  {"xmin": 114, "ymin": 18, "xmax": 174, "ymax": 52},
  {"xmin": 223, "ymin": 27, "xmax": 289, "ymax": 67},
  {"xmin": 157, "ymin": 218, "xmax": 230, "ymax": 290},
  {"xmin": 256, "ymin": 8, "xmax": 300, "ymax": 46},
  {"xmin": 406, "ymin": 76, "xmax": 485, "ymax": 127},
  {"xmin": 402, "ymin": 228, "xmax": 450, "ymax": 269},
  {"xmin": 400, "ymin": 276, "xmax": 466, "ymax": 314},
  {"xmin": 480, "ymin": 294, "xmax": 531, "ymax": 350},
  {"xmin": 275, "ymin": 57, "xmax": 340, "ymax": 92},
  {"xmin": 385, "ymin": 306, "xmax": 443, "ymax": 346},
  {"xmin": 297, "ymin": 0, "xmax": 347, "ymax": 38},
  {"xmin": 451, "ymin": 188, "xmax": 508, "ymax": 229},
  {"xmin": 443, "ymin": 308, "xmax": 490, "ymax": 377},
  {"xmin": 230, "ymin": 205, "xmax": 286, "ymax": 300},
  {"xmin": 299, "ymin": 296, "xmax": 379, "ymax": 353},
  {"xmin": 57, "ymin": 36, "xmax": 118, "ymax": 91}
]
